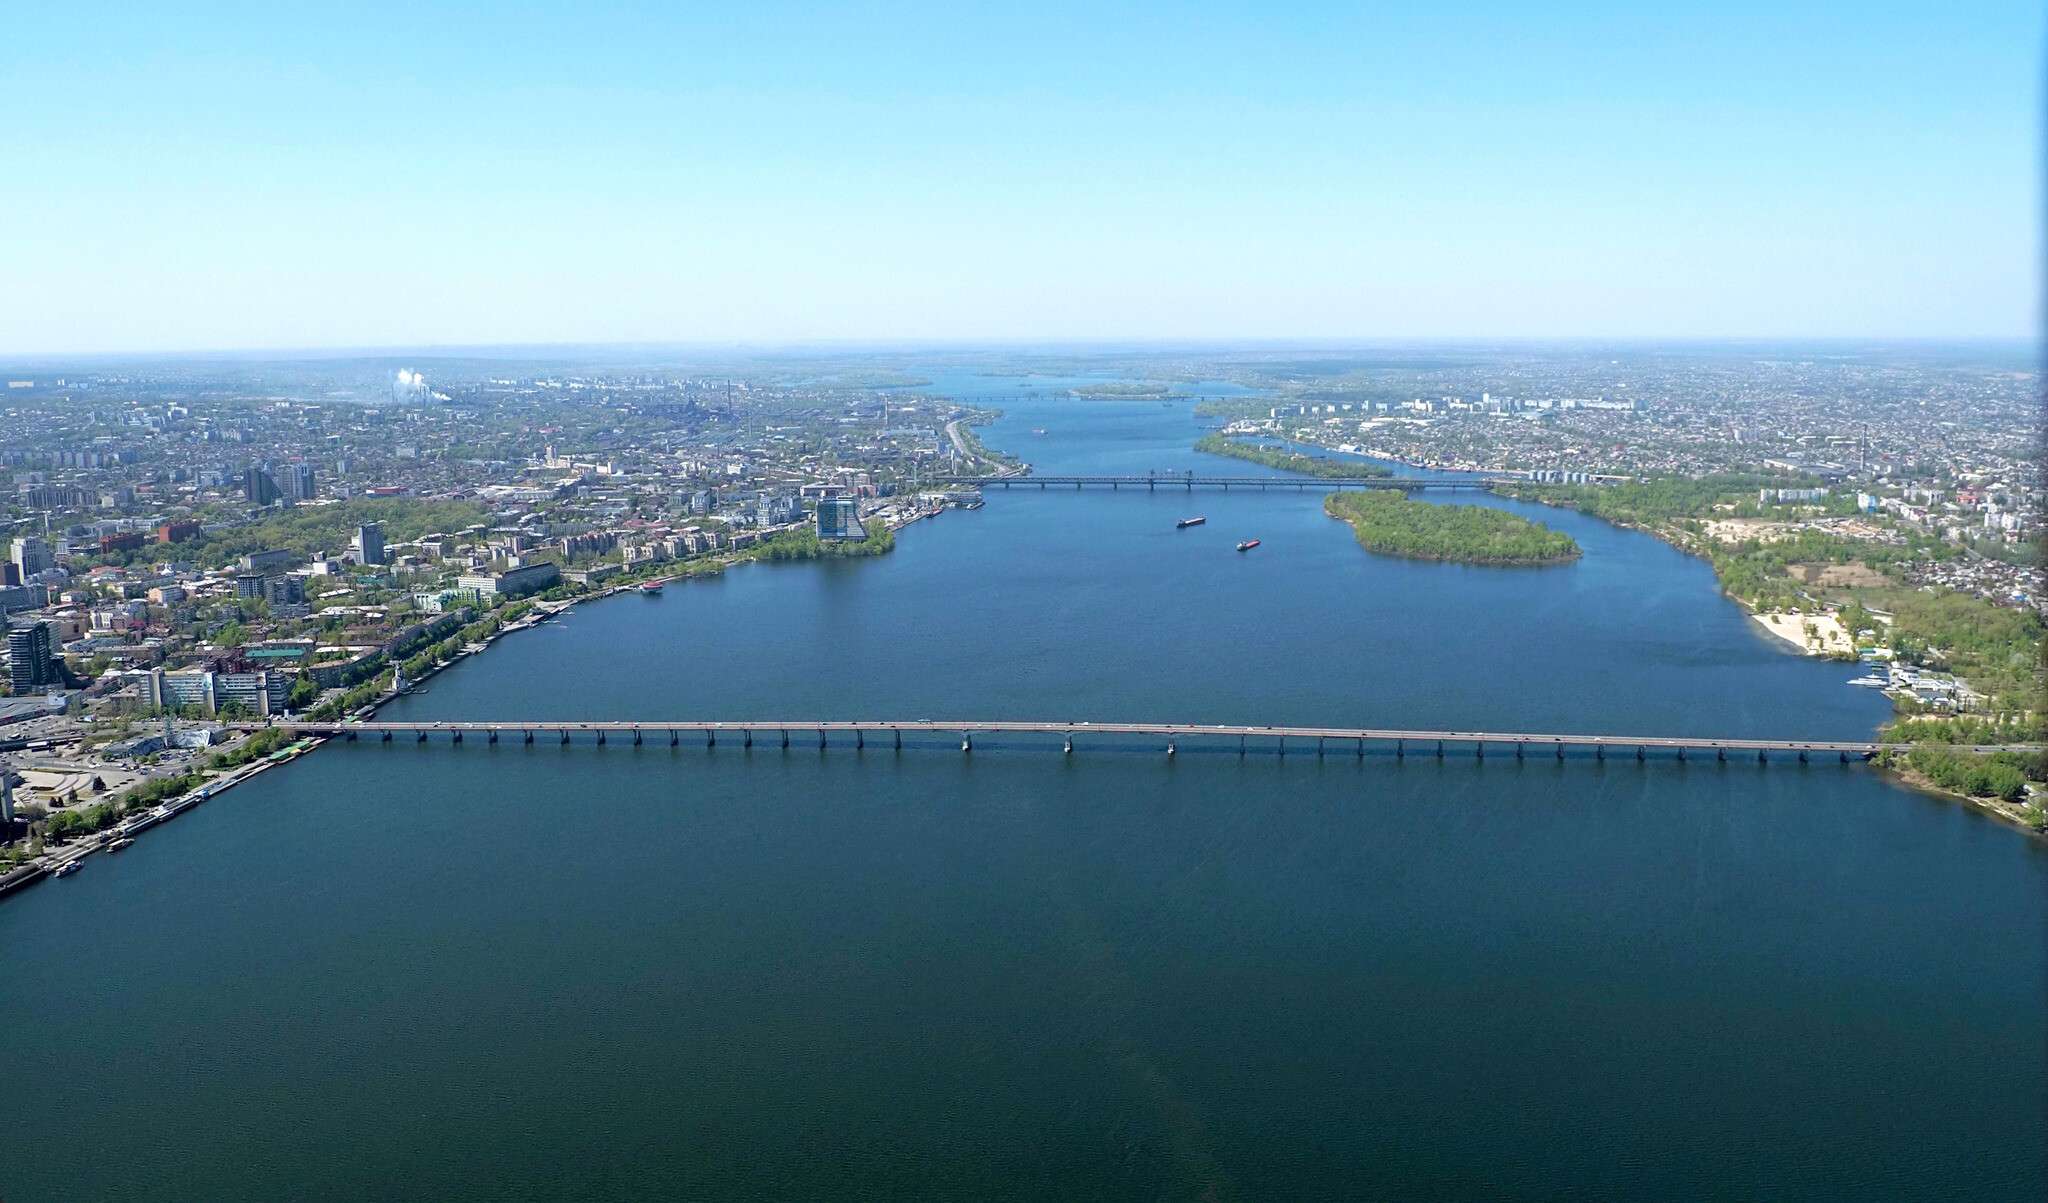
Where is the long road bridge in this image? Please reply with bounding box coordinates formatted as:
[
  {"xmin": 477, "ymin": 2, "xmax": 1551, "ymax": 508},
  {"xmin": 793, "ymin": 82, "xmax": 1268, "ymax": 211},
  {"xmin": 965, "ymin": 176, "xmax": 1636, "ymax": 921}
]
[
  {"xmin": 932, "ymin": 473, "xmax": 1508, "ymax": 491},
  {"xmin": 245, "ymin": 719, "xmax": 2044, "ymax": 763}
]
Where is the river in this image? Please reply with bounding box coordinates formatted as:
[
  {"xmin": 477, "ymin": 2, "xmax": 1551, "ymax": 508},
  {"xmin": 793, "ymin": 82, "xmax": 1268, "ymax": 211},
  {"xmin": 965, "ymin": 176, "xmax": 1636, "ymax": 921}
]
[{"xmin": 2, "ymin": 390, "xmax": 2042, "ymax": 1200}]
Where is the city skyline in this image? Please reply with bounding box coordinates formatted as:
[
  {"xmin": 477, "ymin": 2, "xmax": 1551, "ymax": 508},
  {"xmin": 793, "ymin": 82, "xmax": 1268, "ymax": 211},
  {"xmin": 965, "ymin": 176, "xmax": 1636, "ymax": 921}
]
[{"xmin": 5, "ymin": 1, "xmax": 2040, "ymax": 354}]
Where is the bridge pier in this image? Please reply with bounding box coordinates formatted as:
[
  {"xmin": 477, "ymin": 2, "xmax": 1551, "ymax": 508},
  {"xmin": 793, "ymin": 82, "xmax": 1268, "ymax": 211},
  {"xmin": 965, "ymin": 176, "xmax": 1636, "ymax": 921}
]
[
  {"xmin": 705, "ymin": 730, "xmax": 715, "ymax": 748},
  {"xmin": 1357, "ymin": 737, "xmax": 1364, "ymax": 759},
  {"xmin": 382, "ymin": 731, "xmax": 392, "ymax": 742},
  {"xmin": 1595, "ymin": 745, "xmax": 1603, "ymax": 760},
  {"xmin": 560, "ymin": 731, "xmax": 570, "ymax": 745},
  {"xmin": 1839, "ymin": 751, "xmax": 1849, "ymax": 763},
  {"xmin": 1064, "ymin": 733, "xmax": 1073, "ymax": 754},
  {"xmin": 743, "ymin": 730, "xmax": 752, "ymax": 748},
  {"xmin": 856, "ymin": 730, "xmax": 865, "ymax": 749},
  {"xmin": 780, "ymin": 729, "xmax": 789, "ymax": 749},
  {"xmin": 961, "ymin": 733, "xmax": 972, "ymax": 753},
  {"xmin": 1676, "ymin": 747, "xmax": 1685, "ymax": 762},
  {"xmin": 1395, "ymin": 739, "xmax": 1404, "ymax": 758},
  {"xmin": 488, "ymin": 730, "xmax": 497, "ymax": 745},
  {"xmin": 1317, "ymin": 737, "xmax": 1324, "ymax": 757},
  {"xmin": 1475, "ymin": 742, "xmax": 1483, "ymax": 760},
  {"xmin": 596, "ymin": 731, "xmax": 605, "ymax": 746},
  {"xmin": 1716, "ymin": 746, "xmax": 1724, "ymax": 762},
  {"xmin": 1166, "ymin": 739, "xmax": 1175, "ymax": 757},
  {"xmin": 1758, "ymin": 749, "xmax": 1767, "ymax": 763},
  {"xmin": 895, "ymin": 728, "xmax": 903, "ymax": 751},
  {"xmin": 346, "ymin": 730, "xmax": 357, "ymax": 741},
  {"xmin": 669, "ymin": 730, "xmax": 678, "ymax": 747},
  {"xmin": 1636, "ymin": 746, "xmax": 1645, "ymax": 761},
  {"xmin": 1555, "ymin": 741, "xmax": 1564, "ymax": 760},
  {"xmin": 1514, "ymin": 743, "xmax": 1522, "ymax": 760},
  {"xmin": 524, "ymin": 730, "xmax": 533, "ymax": 744},
  {"xmin": 1798, "ymin": 750, "xmax": 1808, "ymax": 763},
  {"xmin": 1277, "ymin": 736, "xmax": 1284, "ymax": 757},
  {"xmin": 632, "ymin": 729, "xmax": 641, "ymax": 746},
  {"xmin": 417, "ymin": 730, "xmax": 427, "ymax": 743},
  {"xmin": 819, "ymin": 729, "xmax": 827, "ymax": 749},
  {"xmin": 452, "ymin": 730, "xmax": 461, "ymax": 744},
  {"xmin": 1436, "ymin": 740, "xmax": 1443, "ymax": 758}
]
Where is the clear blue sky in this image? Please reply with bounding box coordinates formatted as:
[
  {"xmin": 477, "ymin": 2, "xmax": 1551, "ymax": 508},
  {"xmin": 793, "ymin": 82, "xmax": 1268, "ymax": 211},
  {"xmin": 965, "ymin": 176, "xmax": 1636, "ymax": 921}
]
[{"xmin": 3, "ymin": 2, "xmax": 2039, "ymax": 352}]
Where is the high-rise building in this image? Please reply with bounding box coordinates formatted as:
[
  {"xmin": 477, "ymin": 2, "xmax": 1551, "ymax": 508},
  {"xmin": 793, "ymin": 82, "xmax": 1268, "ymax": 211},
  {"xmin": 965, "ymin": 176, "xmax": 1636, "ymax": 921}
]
[
  {"xmin": 282, "ymin": 462, "xmax": 316, "ymax": 501},
  {"xmin": 145, "ymin": 668, "xmax": 289, "ymax": 716},
  {"xmin": 351, "ymin": 522, "xmax": 386, "ymax": 566},
  {"xmin": 815, "ymin": 493, "xmax": 866, "ymax": 541},
  {"xmin": 6, "ymin": 622, "xmax": 55, "ymax": 694},
  {"xmin": 9, "ymin": 537, "xmax": 54, "ymax": 581},
  {"xmin": 245, "ymin": 464, "xmax": 281, "ymax": 505}
]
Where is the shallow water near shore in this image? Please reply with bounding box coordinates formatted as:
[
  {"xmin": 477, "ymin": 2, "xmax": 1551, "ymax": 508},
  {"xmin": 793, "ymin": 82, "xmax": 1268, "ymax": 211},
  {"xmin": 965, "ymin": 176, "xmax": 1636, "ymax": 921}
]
[{"xmin": 2, "ymin": 393, "xmax": 2042, "ymax": 1200}]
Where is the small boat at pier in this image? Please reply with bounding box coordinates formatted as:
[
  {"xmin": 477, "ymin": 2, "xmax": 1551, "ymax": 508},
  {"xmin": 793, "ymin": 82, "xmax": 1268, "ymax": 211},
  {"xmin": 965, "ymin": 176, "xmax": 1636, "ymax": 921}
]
[
  {"xmin": 639, "ymin": 580, "xmax": 664, "ymax": 595},
  {"xmin": 52, "ymin": 860, "xmax": 81, "ymax": 878}
]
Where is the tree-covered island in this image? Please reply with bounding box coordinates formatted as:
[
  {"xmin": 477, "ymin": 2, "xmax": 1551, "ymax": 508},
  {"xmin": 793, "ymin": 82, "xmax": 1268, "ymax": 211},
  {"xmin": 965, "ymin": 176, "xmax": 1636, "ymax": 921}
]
[
  {"xmin": 1194, "ymin": 433, "xmax": 1392, "ymax": 478},
  {"xmin": 1325, "ymin": 491, "xmax": 1581, "ymax": 565}
]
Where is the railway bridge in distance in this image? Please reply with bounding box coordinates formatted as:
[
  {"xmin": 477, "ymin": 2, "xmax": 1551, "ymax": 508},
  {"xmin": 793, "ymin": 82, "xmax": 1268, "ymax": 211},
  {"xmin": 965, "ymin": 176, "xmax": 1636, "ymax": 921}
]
[
  {"xmin": 930, "ymin": 473, "xmax": 1508, "ymax": 492},
  {"xmin": 242, "ymin": 719, "xmax": 2044, "ymax": 765}
]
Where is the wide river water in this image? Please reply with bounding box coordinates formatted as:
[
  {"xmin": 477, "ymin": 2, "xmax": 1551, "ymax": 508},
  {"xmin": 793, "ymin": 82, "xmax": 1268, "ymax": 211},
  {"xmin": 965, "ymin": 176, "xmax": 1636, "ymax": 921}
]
[{"xmin": 4, "ymin": 386, "xmax": 2044, "ymax": 1200}]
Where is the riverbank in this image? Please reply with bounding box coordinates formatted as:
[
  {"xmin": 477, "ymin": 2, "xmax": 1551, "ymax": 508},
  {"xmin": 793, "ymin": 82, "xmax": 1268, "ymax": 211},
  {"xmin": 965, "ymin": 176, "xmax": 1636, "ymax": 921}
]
[
  {"xmin": 1248, "ymin": 432, "xmax": 2045, "ymax": 832},
  {"xmin": 1880, "ymin": 758, "xmax": 2048, "ymax": 835},
  {"xmin": 2, "ymin": 503, "xmax": 957, "ymax": 901},
  {"xmin": 1195, "ymin": 433, "xmax": 1394, "ymax": 477}
]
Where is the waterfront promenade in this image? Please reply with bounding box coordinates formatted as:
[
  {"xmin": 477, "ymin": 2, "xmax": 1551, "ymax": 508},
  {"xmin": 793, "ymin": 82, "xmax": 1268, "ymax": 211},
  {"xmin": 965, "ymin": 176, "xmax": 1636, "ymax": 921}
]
[{"xmin": 244, "ymin": 719, "xmax": 2043, "ymax": 761}]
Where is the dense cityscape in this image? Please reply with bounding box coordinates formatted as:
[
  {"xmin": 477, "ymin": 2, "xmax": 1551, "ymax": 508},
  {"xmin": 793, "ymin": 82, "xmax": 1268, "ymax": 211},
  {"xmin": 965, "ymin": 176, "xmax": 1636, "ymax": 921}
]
[{"xmin": 0, "ymin": 343, "xmax": 2038, "ymax": 878}]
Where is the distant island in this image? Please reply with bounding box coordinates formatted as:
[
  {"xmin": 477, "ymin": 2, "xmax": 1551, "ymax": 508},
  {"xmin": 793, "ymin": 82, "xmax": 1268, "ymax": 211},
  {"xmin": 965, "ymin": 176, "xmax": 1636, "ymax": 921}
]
[
  {"xmin": 1325, "ymin": 491, "xmax": 1580, "ymax": 565},
  {"xmin": 1069, "ymin": 381, "xmax": 1177, "ymax": 398},
  {"xmin": 1195, "ymin": 433, "xmax": 1393, "ymax": 478}
]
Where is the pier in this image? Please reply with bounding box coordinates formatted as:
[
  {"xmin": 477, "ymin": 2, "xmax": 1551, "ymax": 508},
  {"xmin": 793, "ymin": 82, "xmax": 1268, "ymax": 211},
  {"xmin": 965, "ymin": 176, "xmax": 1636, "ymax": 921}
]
[{"xmin": 240, "ymin": 719, "xmax": 2043, "ymax": 762}]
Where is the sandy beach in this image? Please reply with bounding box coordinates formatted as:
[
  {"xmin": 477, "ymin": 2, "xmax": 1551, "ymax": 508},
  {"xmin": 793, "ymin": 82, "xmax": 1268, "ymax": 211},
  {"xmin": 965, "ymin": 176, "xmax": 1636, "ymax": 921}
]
[{"xmin": 1750, "ymin": 610, "xmax": 1854, "ymax": 656}]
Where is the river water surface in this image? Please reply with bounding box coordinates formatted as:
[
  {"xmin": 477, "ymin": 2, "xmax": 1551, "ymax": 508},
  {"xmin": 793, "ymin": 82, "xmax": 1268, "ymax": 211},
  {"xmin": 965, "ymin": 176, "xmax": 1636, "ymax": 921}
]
[{"xmin": 3, "ymin": 391, "xmax": 2043, "ymax": 1200}]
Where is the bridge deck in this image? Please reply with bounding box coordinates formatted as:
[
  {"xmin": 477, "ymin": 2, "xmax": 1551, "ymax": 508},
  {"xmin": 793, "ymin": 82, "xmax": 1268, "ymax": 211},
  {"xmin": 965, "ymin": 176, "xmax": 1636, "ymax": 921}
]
[{"xmin": 248, "ymin": 719, "xmax": 2043, "ymax": 757}]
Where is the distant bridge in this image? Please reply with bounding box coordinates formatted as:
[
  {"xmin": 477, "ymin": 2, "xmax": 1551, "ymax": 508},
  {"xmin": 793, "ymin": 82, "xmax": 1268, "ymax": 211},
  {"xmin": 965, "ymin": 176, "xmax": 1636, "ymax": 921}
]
[
  {"xmin": 931, "ymin": 473, "xmax": 1509, "ymax": 491},
  {"xmin": 245, "ymin": 719, "xmax": 2042, "ymax": 763}
]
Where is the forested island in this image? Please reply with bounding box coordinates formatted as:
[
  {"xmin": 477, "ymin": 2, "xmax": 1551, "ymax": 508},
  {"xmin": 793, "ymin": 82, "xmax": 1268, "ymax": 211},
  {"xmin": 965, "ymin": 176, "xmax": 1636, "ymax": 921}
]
[
  {"xmin": 1325, "ymin": 491, "xmax": 1580, "ymax": 565},
  {"xmin": 1195, "ymin": 433, "xmax": 1392, "ymax": 477}
]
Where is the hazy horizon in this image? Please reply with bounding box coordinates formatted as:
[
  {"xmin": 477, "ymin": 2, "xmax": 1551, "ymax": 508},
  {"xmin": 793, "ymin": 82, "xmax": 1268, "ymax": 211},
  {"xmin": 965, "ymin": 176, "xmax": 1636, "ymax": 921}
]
[{"xmin": 1, "ymin": 334, "xmax": 2038, "ymax": 370}]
